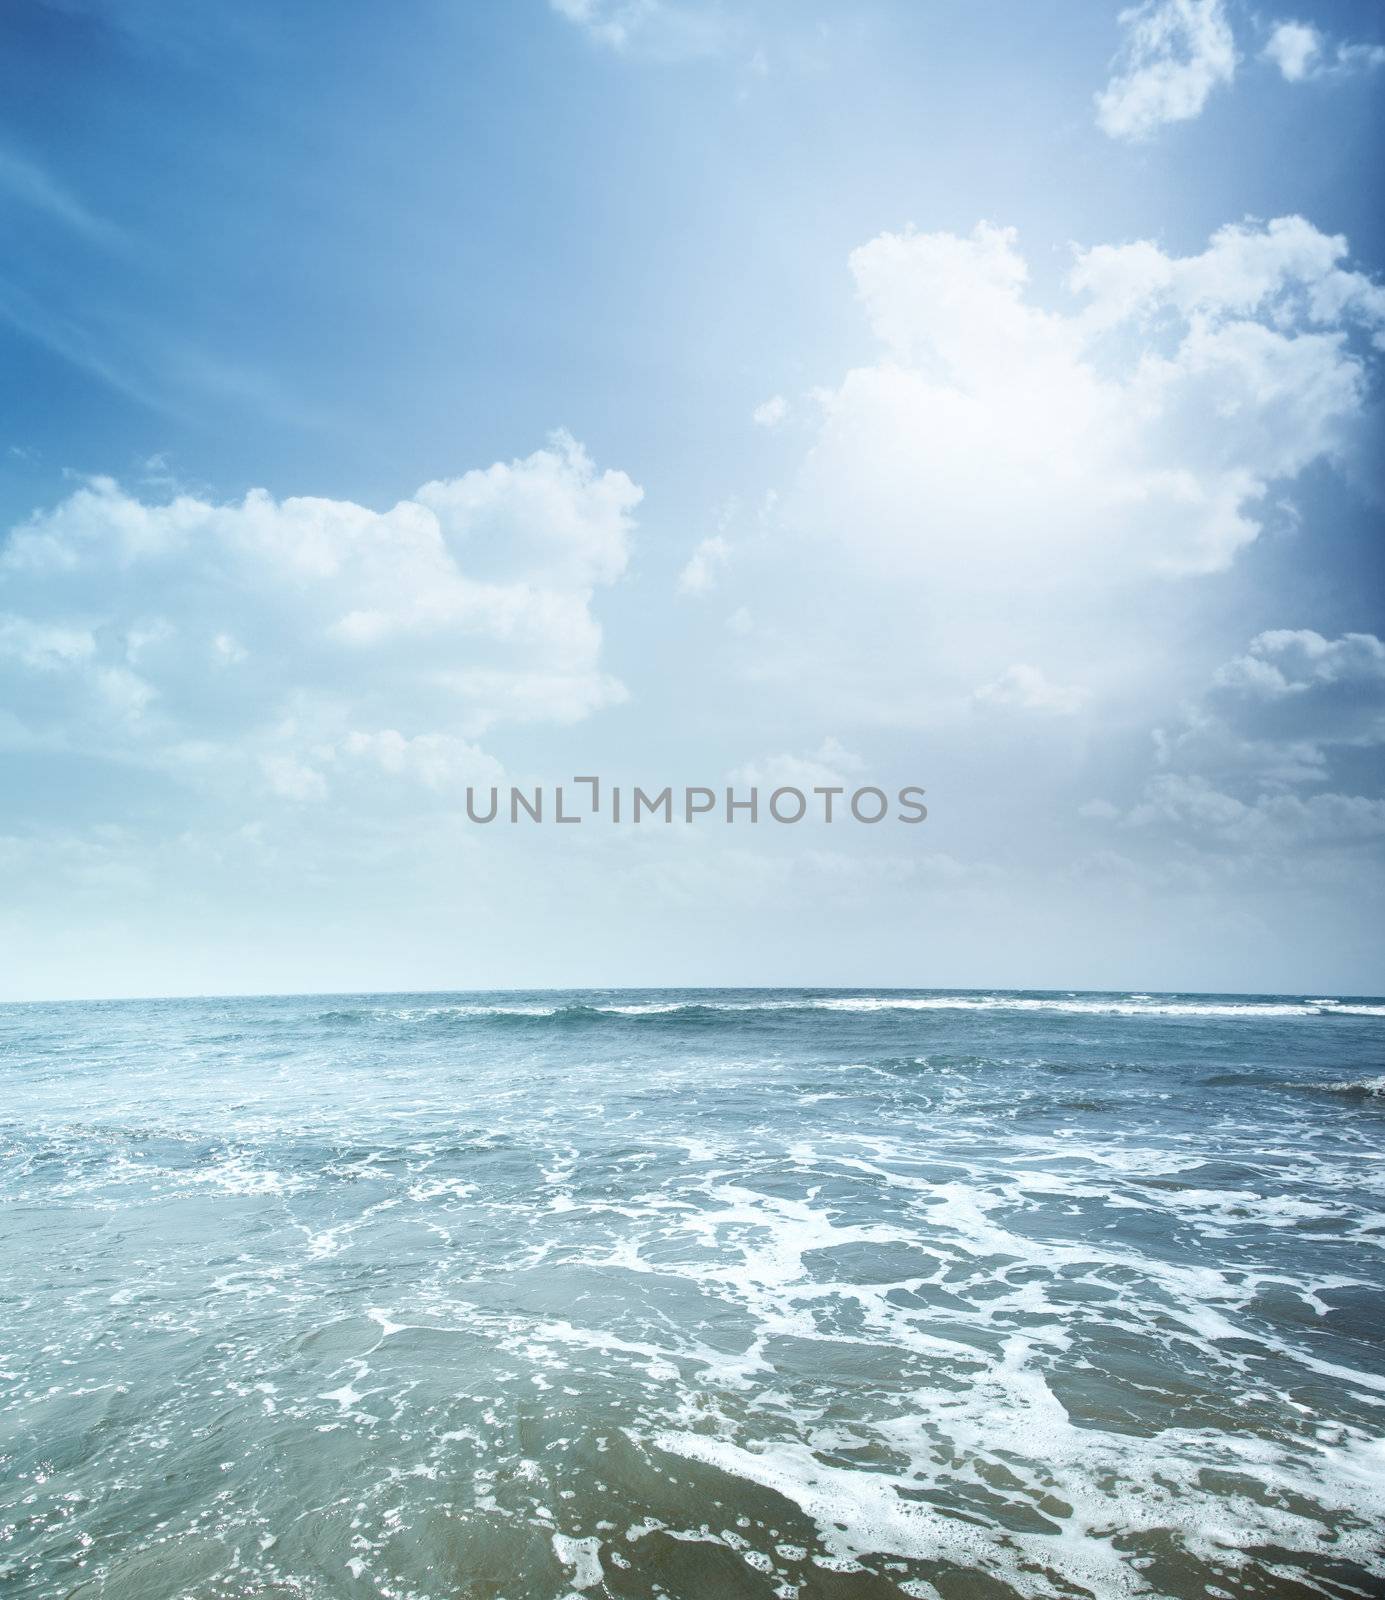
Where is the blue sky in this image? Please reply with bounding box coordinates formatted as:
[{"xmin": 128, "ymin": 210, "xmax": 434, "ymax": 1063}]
[{"xmin": 2, "ymin": 0, "xmax": 1383, "ymax": 999}]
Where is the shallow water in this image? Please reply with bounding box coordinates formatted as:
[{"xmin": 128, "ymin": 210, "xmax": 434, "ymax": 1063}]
[{"xmin": 2, "ymin": 988, "xmax": 1383, "ymax": 1598}]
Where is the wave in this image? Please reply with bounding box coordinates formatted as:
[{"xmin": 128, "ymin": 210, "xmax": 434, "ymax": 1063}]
[
  {"xmin": 1292, "ymin": 1075, "xmax": 1385, "ymax": 1100},
  {"xmin": 801, "ymin": 996, "xmax": 1364, "ymax": 1018},
  {"xmin": 309, "ymin": 993, "xmax": 1385, "ymax": 1028}
]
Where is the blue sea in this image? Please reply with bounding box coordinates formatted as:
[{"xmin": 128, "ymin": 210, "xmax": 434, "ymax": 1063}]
[{"xmin": 2, "ymin": 988, "xmax": 1384, "ymax": 1599}]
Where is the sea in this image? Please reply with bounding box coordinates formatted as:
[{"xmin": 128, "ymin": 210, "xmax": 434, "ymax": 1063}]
[{"xmin": 2, "ymin": 988, "xmax": 1384, "ymax": 1599}]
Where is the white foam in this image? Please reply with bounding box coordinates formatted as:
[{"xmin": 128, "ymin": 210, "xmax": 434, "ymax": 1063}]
[
  {"xmin": 551, "ymin": 1532, "xmax": 604, "ymax": 1590},
  {"xmin": 1314, "ymin": 1075, "xmax": 1385, "ymax": 1097},
  {"xmin": 352, "ymin": 992, "xmax": 1385, "ymax": 1022},
  {"xmin": 807, "ymin": 996, "xmax": 1332, "ymax": 1018}
]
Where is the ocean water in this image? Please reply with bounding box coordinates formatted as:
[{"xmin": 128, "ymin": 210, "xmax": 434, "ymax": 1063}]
[{"xmin": 2, "ymin": 990, "xmax": 1384, "ymax": 1600}]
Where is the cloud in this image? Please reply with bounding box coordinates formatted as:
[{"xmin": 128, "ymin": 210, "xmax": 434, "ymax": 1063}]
[
  {"xmin": 828, "ymin": 215, "xmax": 1379, "ymax": 579},
  {"xmin": 752, "ymin": 394, "xmax": 789, "ymax": 428},
  {"xmin": 707, "ymin": 211, "xmax": 1385, "ymax": 777},
  {"xmin": 744, "ymin": 215, "xmax": 1384, "ymax": 724},
  {"xmin": 0, "ymin": 145, "xmax": 122, "ymax": 245},
  {"xmin": 730, "ymin": 736, "xmax": 865, "ymax": 793},
  {"xmin": 335, "ymin": 730, "xmax": 505, "ymax": 793},
  {"xmin": 1124, "ymin": 774, "xmax": 1385, "ymax": 849},
  {"xmin": 725, "ymin": 605, "xmax": 753, "ymax": 636},
  {"xmin": 260, "ymin": 752, "xmax": 329, "ymax": 804},
  {"xmin": 1207, "ymin": 630, "xmax": 1385, "ymax": 740},
  {"xmin": 0, "ymin": 147, "xmax": 304, "ymax": 428},
  {"xmin": 975, "ymin": 664, "xmax": 1087, "ymax": 716},
  {"xmin": 0, "ymin": 274, "xmax": 315, "ymax": 429},
  {"xmin": 1262, "ymin": 19, "xmax": 1385, "ymax": 82},
  {"xmin": 1093, "ymin": 4, "xmax": 1381, "ymax": 136},
  {"xmin": 1263, "ymin": 20, "xmax": 1320, "ymax": 81},
  {"xmin": 1096, "ymin": 0, "xmax": 1236, "ymax": 139},
  {"xmin": 1069, "ymin": 213, "xmax": 1385, "ymax": 336},
  {"xmin": 549, "ymin": 0, "xmax": 732, "ymax": 60},
  {"xmin": 677, "ymin": 534, "xmax": 731, "ymax": 596},
  {"xmin": 1084, "ymin": 632, "xmax": 1385, "ymax": 864},
  {"xmin": 1327, "ymin": 38, "xmax": 1385, "ymax": 75},
  {"xmin": 0, "ymin": 616, "xmax": 96, "ymax": 671},
  {"xmin": 1153, "ymin": 630, "xmax": 1385, "ymax": 785},
  {"xmin": 0, "ymin": 431, "xmax": 639, "ymax": 803}
]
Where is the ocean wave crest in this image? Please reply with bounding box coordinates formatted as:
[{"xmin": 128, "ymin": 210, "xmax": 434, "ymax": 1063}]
[{"xmin": 320, "ymin": 993, "xmax": 1385, "ymax": 1027}]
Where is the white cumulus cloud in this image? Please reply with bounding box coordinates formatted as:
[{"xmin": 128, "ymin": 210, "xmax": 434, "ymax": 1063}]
[
  {"xmin": 725, "ymin": 215, "xmax": 1382, "ymax": 732},
  {"xmin": 0, "ymin": 432, "xmax": 640, "ymax": 799},
  {"xmin": 818, "ymin": 215, "xmax": 1381, "ymax": 585}
]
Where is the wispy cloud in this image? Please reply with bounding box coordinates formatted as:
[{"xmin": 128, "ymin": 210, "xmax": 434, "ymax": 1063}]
[
  {"xmin": 0, "ymin": 277, "xmax": 316, "ymax": 429},
  {"xmin": 0, "ymin": 277, "xmax": 165, "ymax": 410},
  {"xmin": 1262, "ymin": 19, "xmax": 1385, "ymax": 83},
  {"xmin": 975, "ymin": 665, "xmax": 1088, "ymax": 717},
  {"xmin": 1095, "ymin": 0, "xmax": 1236, "ymax": 140},
  {"xmin": 0, "ymin": 144, "xmax": 124, "ymax": 246},
  {"xmin": 1079, "ymin": 630, "xmax": 1385, "ymax": 869},
  {"xmin": 752, "ymin": 394, "xmax": 789, "ymax": 428},
  {"xmin": 678, "ymin": 534, "xmax": 731, "ymax": 596},
  {"xmin": 0, "ymin": 146, "xmax": 312, "ymax": 429},
  {"xmin": 549, "ymin": 0, "xmax": 736, "ymax": 62}
]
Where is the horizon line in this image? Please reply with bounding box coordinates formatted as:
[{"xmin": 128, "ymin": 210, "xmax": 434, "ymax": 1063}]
[{"xmin": 3, "ymin": 983, "xmax": 1383, "ymax": 1008}]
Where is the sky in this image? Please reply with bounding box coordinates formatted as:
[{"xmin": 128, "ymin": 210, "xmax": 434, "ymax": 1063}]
[{"xmin": 1, "ymin": 0, "xmax": 1383, "ymax": 1000}]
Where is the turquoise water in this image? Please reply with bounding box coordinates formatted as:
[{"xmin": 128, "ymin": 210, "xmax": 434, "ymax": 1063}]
[{"xmin": 2, "ymin": 988, "xmax": 1383, "ymax": 1598}]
